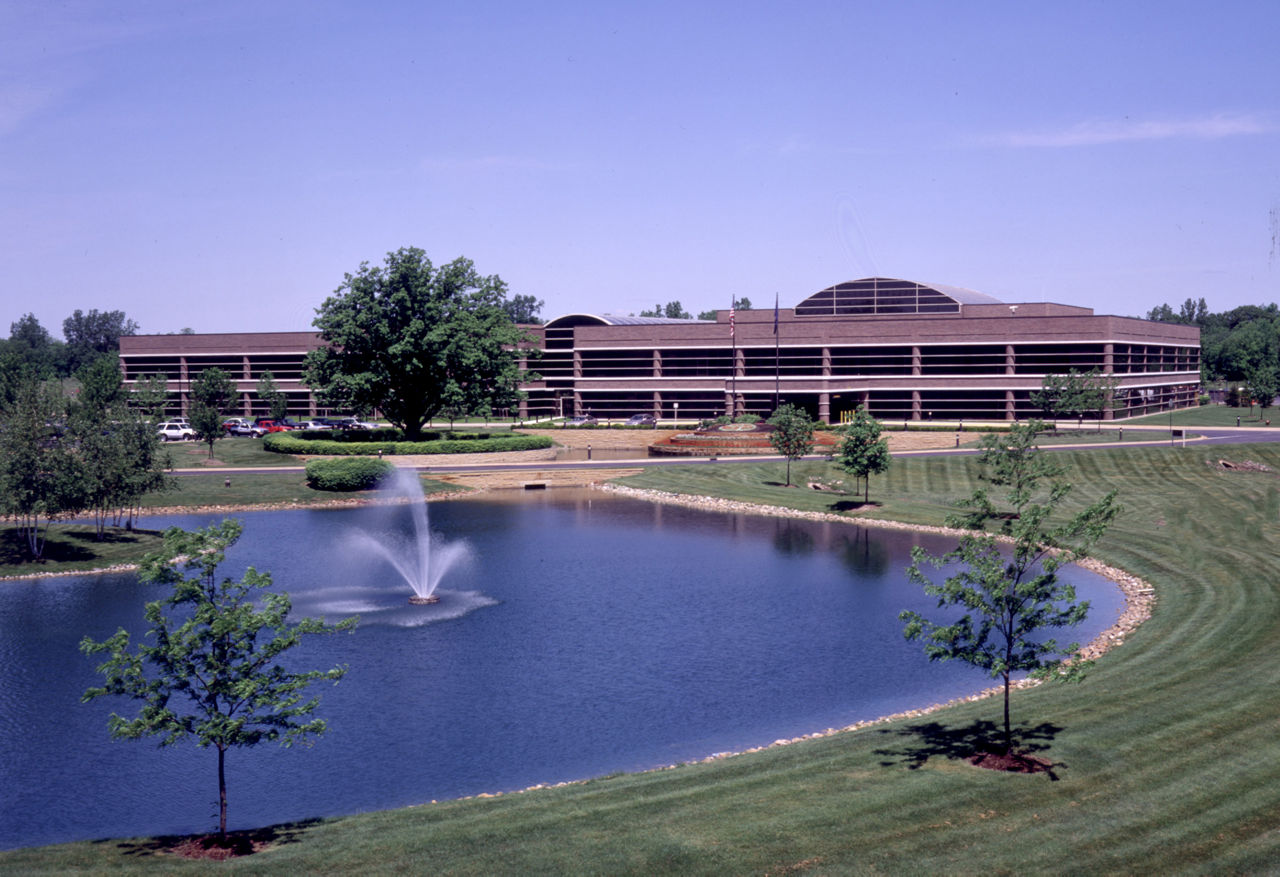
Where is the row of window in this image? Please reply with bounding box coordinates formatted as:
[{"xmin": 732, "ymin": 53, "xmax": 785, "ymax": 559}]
[
  {"xmin": 532, "ymin": 344, "xmax": 1198, "ymax": 379},
  {"xmin": 523, "ymin": 385, "xmax": 1200, "ymax": 421}
]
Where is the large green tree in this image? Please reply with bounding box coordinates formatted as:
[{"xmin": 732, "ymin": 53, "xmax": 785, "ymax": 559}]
[
  {"xmin": 835, "ymin": 407, "xmax": 890, "ymax": 503},
  {"xmin": 767, "ymin": 403, "xmax": 814, "ymax": 487},
  {"xmin": 304, "ymin": 248, "xmax": 530, "ymax": 440},
  {"xmin": 81, "ymin": 520, "xmax": 355, "ymax": 837},
  {"xmin": 62, "ymin": 308, "xmax": 139, "ymax": 373},
  {"xmin": 8, "ymin": 313, "xmax": 65, "ymax": 377},
  {"xmin": 502, "ymin": 293, "xmax": 545, "ymax": 325},
  {"xmin": 903, "ymin": 463, "xmax": 1119, "ymax": 756}
]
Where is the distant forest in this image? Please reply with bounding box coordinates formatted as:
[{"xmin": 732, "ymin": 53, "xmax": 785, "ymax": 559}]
[{"xmin": 1146, "ymin": 298, "xmax": 1279, "ymax": 390}]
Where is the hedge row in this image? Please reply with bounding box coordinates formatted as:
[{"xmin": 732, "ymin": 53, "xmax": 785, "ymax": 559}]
[
  {"xmin": 266, "ymin": 432, "xmax": 554, "ymax": 456},
  {"xmin": 296, "ymin": 428, "xmax": 503, "ymax": 442},
  {"xmin": 304, "ymin": 457, "xmax": 396, "ymax": 491}
]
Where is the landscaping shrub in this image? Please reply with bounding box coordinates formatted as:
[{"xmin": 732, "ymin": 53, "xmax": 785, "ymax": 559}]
[
  {"xmin": 304, "ymin": 457, "xmax": 395, "ymax": 491},
  {"xmin": 266, "ymin": 432, "xmax": 553, "ymax": 456}
]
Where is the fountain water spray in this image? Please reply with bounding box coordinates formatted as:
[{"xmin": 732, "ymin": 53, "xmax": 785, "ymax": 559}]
[{"xmin": 353, "ymin": 469, "xmax": 470, "ymax": 605}]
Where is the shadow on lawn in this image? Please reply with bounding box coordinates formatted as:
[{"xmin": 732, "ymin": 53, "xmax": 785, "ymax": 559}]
[
  {"xmin": 829, "ymin": 500, "xmax": 879, "ymax": 512},
  {"xmin": 874, "ymin": 718, "xmax": 1065, "ymax": 780},
  {"xmin": 105, "ymin": 817, "xmax": 324, "ymax": 859},
  {"xmin": 0, "ymin": 527, "xmax": 156, "ymax": 566}
]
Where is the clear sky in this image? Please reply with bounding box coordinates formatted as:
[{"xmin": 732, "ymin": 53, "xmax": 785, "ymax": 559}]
[{"xmin": 3, "ymin": 1, "xmax": 1278, "ymax": 336}]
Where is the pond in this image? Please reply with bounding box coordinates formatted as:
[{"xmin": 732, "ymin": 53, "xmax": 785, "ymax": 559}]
[{"xmin": 0, "ymin": 488, "xmax": 1124, "ymax": 849}]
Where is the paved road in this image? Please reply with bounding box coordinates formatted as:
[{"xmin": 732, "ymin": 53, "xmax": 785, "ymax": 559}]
[{"xmin": 170, "ymin": 425, "xmax": 1280, "ymax": 479}]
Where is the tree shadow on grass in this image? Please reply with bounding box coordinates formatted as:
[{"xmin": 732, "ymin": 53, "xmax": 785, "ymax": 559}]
[
  {"xmin": 0, "ymin": 526, "xmax": 161, "ymax": 566},
  {"xmin": 829, "ymin": 500, "xmax": 879, "ymax": 512},
  {"xmin": 874, "ymin": 718, "xmax": 1065, "ymax": 780},
  {"xmin": 105, "ymin": 817, "xmax": 324, "ymax": 859}
]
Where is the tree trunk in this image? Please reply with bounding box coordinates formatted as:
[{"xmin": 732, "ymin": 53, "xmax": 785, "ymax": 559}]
[
  {"xmin": 785, "ymin": 458, "xmax": 791, "ymax": 487},
  {"xmin": 218, "ymin": 744, "xmax": 227, "ymax": 836},
  {"xmin": 1002, "ymin": 671, "xmax": 1012, "ymax": 755}
]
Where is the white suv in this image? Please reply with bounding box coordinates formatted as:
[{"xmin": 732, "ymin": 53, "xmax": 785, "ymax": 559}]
[{"xmin": 157, "ymin": 421, "xmax": 196, "ymax": 442}]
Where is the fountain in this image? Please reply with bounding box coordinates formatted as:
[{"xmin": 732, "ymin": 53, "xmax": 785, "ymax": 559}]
[{"xmin": 353, "ymin": 468, "xmax": 471, "ymax": 605}]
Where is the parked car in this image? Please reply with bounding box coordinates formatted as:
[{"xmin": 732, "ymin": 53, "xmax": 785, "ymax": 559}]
[
  {"xmin": 157, "ymin": 421, "xmax": 196, "ymax": 442},
  {"xmin": 298, "ymin": 420, "xmax": 332, "ymax": 431},
  {"xmin": 223, "ymin": 418, "xmax": 266, "ymax": 437},
  {"xmin": 626, "ymin": 413, "xmax": 656, "ymax": 426},
  {"xmin": 566, "ymin": 414, "xmax": 597, "ymax": 426},
  {"xmin": 253, "ymin": 419, "xmax": 293, "ymax": 433},
  {"xmin": 332, "ymin": 417, "xmax": 375, "ymax": 430}
]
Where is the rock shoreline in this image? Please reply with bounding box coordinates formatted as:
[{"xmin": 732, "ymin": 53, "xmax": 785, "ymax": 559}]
[{"xmin": 584, "ymin": 483, "xmax": 1155, "ymax": 760}]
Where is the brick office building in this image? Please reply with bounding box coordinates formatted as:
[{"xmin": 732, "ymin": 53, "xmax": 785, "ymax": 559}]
[{"xmin": 118, "ymin": 278, "xmax": 1200, "ymax": 424}]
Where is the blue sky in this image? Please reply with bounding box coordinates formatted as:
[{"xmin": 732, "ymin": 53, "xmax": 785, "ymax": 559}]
[{"xmin": 2, "ymin": 1, "xmax": 1278, "ymax": 335}]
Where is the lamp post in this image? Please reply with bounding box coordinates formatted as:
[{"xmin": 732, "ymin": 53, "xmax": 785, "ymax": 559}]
[{"xmin": 674, "ymin": 402, "xmax": 679, "ymax": 426}]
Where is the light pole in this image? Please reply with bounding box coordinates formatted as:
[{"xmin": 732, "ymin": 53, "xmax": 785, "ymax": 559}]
[{"xmin": 674, "ymin": 402, "xmax": 679, "ymax": 427}]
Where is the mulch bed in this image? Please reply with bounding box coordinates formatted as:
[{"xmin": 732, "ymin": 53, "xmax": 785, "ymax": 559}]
[
  {"xmin": 968, "ymin": 749, "xmax": 1055, "ymax": 773},
  {"xmin": 168, "ymin": 832, "xmax": 264, "ymax": 860}
]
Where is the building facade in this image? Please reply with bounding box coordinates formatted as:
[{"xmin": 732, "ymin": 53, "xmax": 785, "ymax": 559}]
[{"xmin": 118, "ymin": 278, "xmax": 1201, "ymax": 423}]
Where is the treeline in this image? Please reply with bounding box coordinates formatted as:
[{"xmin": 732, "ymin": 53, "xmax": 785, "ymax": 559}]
[
  {"xmin": 1, "ymin": 309, "xmax": 152, "ymax": 379},
  {"xmin": 1147, "ymin": 298, "xmax": 1280, "ymax": 404},
  {"xmin": 1, "ymin": 315, "xmax": 173, "ymax": 560}
]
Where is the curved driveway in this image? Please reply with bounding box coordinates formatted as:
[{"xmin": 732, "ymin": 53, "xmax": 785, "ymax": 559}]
[{"xmin": 171, "ymin": 424, "xmax": 1280, "ymax": 480}]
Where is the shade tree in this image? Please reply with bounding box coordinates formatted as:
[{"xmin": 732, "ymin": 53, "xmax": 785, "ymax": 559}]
[{"xmin": 304, "ymin": 247, "xmax": 530, "ymax": 440}]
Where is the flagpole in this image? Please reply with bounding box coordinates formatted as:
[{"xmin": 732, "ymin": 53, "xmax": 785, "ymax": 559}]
[
  {"xmin": 729, "ymin": 298, "xmax": 737, "ymax": 417},
  {"xmin": 773, "ymin": 292, "xmax": 780, "ymax": 411}
]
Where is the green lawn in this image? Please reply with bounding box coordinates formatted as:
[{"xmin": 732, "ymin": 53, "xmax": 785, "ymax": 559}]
[
  {"xmin": 1124, "ymin": 404, "xmax": 1277, "ymax": 427},
  {"xmin": 138, "ymin": 471, "xmax": 463, "ymax": 510},
  {"xmin": 6, "ymin": 444, "xmax": 1280, "ymax": 872},
  {"xmin": 161, "ymin": 436, "xmax": 303, "ymax": 468},
  {"xmin": 0, "ymin": 525, "xmax": 166, "ymax": 578}
]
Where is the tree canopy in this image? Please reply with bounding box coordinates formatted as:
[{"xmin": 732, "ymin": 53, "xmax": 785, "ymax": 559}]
[
  {"xmin": 189, "ymin": 367, "xmax": 236, "ymax": 458},
  {"xmin": 62, "ymin": 308, "xmax": 139, "ymax": 373},
  {"xmin": 835, "ymin": 407, "xmax": 890, "ymax": 503},
  {"xmin": 697, "ymin": 297, "xmax": 752, "ymax": 321},
  {"xmin": 304, "ymin": 247, "xmax": 530, "ymax": 440},
  {"xmin": 638, "ymin": 301, "xmax": 693, "ymax": 319},
  {"xmin": 502, "ymin": 293, "xmax": 545, "ymax": 325},
  {"xmin": 767, "ymin": 403, "xmax": 814, "ymax": 487},
  {"xmin": 903, "ymin": 433, "xmax": 1119, "ymax": 755}
]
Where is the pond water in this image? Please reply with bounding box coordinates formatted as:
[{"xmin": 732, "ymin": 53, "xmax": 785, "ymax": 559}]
[{"xmin": 0, "ymin": 489, "xmax": 1123, "ymax": 849}]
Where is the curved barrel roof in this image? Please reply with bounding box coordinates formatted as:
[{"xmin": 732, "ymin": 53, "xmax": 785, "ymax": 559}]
[{"xmin": 795, "ymin": 277, "xmax": 1001, "ymax": 317}]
